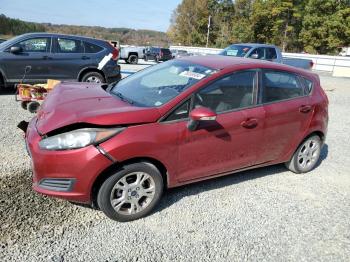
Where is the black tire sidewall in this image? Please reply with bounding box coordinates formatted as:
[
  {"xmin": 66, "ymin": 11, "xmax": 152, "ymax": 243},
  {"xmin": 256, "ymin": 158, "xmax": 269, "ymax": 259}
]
[
  {"xmin": 27, "ymin": 101, "xmax": 40, "ymax": 113},
  {"xmin": 97, "ymin": 162, "xmax": 164, "ymax": 222},
  {"xmin": 128, "ymin": 55, "xmax": 138, "ymax": 64}
]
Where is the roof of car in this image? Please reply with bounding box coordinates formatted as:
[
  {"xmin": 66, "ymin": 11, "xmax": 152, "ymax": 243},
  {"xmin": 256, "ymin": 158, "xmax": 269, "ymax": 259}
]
[
  {"xmin": 15, "ymin": 32, "xmax": 106, "ymax": 42},
  {"xmin": 178, "ymin": 55, "xmax": 316, "ymax": 79},
  {"xmin": 230, "ymin": 43, "xmax": 278, "ymax": 48}
]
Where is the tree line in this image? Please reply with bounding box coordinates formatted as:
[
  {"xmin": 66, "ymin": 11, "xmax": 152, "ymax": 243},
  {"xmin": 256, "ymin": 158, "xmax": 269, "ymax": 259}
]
[
  {"xmin": 0, "ymin": 14, "xmax": 169, "ymax": 46},
  {"xmin": 167, "ymin": 0, "xmax": 350, "ymax": 54}
]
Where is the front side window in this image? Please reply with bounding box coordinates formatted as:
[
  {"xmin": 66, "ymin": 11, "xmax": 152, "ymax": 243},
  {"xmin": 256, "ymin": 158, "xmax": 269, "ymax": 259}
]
[
  {"xmin": 111, "ymin": 60, "xmax": 216, "ymax": 107},
  {"xmin": 57, "ymin": 38, "xmax": 83, "ymax": 53},
  {"xmin": 15, "ymin": 38, "xmax": 49, "ymax": 52},
  {"xmin": 194, "ymin": 70, "xmax": 257, "ymax": 113},
  {"xmin": 219, "ymin": 45, "xmax": 252, "ymax": 57},
  {"xmin": 249, "ymin": 48, "xmax": 265, "ymax": 59},
  {"xmin": 262, "ymin": 71, "xmax": 304, "ymax": 103}
]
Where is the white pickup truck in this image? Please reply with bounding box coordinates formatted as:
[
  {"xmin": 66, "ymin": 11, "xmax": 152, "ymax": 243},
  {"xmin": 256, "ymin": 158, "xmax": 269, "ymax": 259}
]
[
  {"xmin": 220, "ymin": 43, "xmax": 313, "ymax": 70},
  {"xmin": 119, "ymin": 46, "xmax": 145, "ymax": 64}
]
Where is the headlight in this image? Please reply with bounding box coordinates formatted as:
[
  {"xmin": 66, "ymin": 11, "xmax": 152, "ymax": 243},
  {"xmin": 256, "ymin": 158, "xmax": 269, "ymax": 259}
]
[{"xmin": 39, "ymin": 127, "xmax": 125, "ymax": 151}]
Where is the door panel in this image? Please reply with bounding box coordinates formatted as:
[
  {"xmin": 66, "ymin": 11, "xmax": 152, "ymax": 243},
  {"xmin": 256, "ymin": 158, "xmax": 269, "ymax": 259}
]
[
  {"xmin": 3, "ymin": 37, "xmax": 51, "ymax": 82},
  {"xmin": 256, "ymin": 70, "xmax": 314, "ymax": 164},
  {"xmin": 177, "ymin": 107, "xmax": 265, "ymax": 182},
  {"xmin": 49, "ymin": 37, "xmax": 95, "ymax": 80},
  {"xmin": 258, "ymin": 97, "xmax": 312, "ymax": 163}
]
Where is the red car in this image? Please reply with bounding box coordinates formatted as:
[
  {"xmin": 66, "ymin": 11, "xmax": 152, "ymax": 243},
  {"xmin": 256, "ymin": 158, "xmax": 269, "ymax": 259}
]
[{"xmin": 24, "ymin": 56, "xmax": 328, "ymax": 222}]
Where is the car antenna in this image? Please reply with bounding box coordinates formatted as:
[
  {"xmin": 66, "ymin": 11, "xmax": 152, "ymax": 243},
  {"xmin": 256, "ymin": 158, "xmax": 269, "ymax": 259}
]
[{"xmin": 21, "ymin": 66, "xmax": 32, "ymax": 84}]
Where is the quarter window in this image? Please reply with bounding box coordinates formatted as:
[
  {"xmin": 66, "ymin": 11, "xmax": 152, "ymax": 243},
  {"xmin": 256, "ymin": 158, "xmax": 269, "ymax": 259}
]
[
  {"xmin": 265, "ymin": 48, "xmax": 277, "ymax": 60},
  {"xmin": 84, "ymin": 42, "xmax": 103, "ymax": 53},
  {"xmin": 262, "ymin": 71, "xmax": 304, "ymax": 103},
  {"xmin": 163, "ymin": 100, "xmax": 190, "ymax": 122},
  {"xmin": 194, "ymin": 71, "xmax": 256, "ymax": 113},
  {"xmin": 57, "ymin": 38, "xmax": 83, "ymax": 53},
  {"xmin": 15, "ymin": 38, "xmax": 49, "ymax": 52}
]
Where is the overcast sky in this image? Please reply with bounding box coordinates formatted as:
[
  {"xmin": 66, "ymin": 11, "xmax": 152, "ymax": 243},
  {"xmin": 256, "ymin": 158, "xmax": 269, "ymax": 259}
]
[{"xmin": 0, "ymin": 0, "xmax": 181, "ymax": 32}]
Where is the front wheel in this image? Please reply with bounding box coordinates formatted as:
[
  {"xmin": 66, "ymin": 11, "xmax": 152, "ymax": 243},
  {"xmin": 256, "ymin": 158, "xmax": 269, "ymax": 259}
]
[
  {"xmin": 285, "ymin": 135, "xmax": 322, "ymax": 173},
  {"xmin": 97, "ymin": 162, "xmax": 164, "ymax": 222}
]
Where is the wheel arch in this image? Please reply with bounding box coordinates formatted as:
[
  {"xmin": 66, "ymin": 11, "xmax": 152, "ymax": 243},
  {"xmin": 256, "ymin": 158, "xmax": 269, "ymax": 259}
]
[
  {"xmin": 128, "ymin": 52, "xmax": 138, "ymax": 58},
  {"xmin": 78, "ymin": 67, "xmax": 106, "ymax": 82},
  {"xmin": 90, "ymin": 156, "xmax": 169, "ymax": 209}
]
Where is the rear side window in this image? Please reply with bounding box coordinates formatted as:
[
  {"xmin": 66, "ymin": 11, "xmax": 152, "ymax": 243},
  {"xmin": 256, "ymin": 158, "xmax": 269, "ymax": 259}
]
[
  {"xmin": 265, "ymin": 48, "xmax": 277, "ymax": 60},
  {"xmin": 84, "ymin": 41, "xmax": 103, "ymax": 53},
  {"xmin": 57, "ymin": 38, "xmax": 83, "ymax": 53},
  {"xmin": 262, "ymin": 71, "xmax": 304, "ymax": 103}
]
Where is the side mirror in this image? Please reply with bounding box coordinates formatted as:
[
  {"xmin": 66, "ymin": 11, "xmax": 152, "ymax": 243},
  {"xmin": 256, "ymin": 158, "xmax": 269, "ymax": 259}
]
[
  {"xmin": 10, "ymin": 46, "xmax": 22, "ymax": 54},
  {"xmin": 187, "ymin": 107, "xmax": 217, "ymax": 131},
  {"xmin": 250, "ymin": 53, "xmax": 259, "ymax": 59}
]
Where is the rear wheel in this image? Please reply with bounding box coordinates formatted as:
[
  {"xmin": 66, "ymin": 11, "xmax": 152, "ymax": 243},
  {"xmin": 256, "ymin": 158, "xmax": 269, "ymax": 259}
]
[
  {"xmin": 81, "ymin": 71, "xmax": 105, "ymax": 83},
  {"xmin": 285, "ymin": 135, "xmax": 322, "ymax": 173},
  {"xmin": 97, "ymin": 162, "xmax": 164, "ymax": 222},
  {"xmin": 128, "ymin": 54, "xmax": 138, "ymax": 64}
]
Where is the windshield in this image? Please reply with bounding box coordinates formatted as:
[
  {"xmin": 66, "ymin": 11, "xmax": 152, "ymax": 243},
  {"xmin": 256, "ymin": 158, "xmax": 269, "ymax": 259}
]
[
  {"xmin": 219, "ymin": 45, "xmax": 252, "ymax": 57},
  {"xmin": 111, "ymin": 60, "xmax": 216, "ymax": 107}
]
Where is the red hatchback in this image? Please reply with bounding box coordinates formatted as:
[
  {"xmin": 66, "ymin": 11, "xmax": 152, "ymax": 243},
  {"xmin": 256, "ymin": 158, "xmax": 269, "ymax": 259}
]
[{"xmin": 24, "ymin": 56, "xmax": 328, "ymax": 221}]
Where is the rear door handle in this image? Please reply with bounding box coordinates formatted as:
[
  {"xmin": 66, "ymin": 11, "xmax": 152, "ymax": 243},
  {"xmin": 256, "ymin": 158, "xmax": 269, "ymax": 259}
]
[
  {"xmin": 42, "ymin": 55, "xmax": 52, "ymax": 60},
  {"xmin": 82, "ymin": 56, "xmax": 90, "ymax": 60},
  {"xmin": 241, "ymin": 118, "xmax": 258, "ymax": 129},
  {"xmin": 299, "ymin": 105, "xmax": 312, "ymax": 113}
]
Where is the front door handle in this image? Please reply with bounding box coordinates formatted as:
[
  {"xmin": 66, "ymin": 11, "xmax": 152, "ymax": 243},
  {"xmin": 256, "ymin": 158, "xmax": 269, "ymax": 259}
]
[
  {"xmin": 42, "ymin": 55, "xmax": 52, "ymax": 60},
  {"xmin": 241, "ymin": 118, "xmax": 258, "ymax": 129},
  {"xmin": 82, "ymin": 56, "xmax": 90, "ymax": 60},
  {"xmin": 299, "ymin": 105, "xmax": 312, "ymax": 113}
]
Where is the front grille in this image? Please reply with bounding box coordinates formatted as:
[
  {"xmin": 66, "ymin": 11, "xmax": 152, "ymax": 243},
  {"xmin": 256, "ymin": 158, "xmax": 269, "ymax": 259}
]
[{"xmin": 39, "ymin": 178, "xmax": 75, "ymax": 192}]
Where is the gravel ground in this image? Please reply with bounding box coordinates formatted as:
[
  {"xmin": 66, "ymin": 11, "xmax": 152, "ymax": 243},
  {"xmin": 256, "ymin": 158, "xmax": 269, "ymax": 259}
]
[{"xmin": 0, "ymin": 71, "xmax": 349, "ymax": 261}]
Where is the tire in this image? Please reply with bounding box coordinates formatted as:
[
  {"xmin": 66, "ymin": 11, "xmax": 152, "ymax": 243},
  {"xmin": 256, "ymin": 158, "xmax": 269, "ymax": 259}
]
[
  {"xmin": 97, "ymin": 162, "xmax": 164, "ymax": 222},
  {"xmin": 81, "ymin": 71, "xmax": 105, "ymax": 83},
  {"xmin": 27, "ymin": 101, "xmax": 40, "ymax": 113},
  {"xmin": 144, "ymin": 56, "xmax": 148, "ymax": 62},
  {"xmin": 285, "ymin": 135, "xmax": 322, "ymax": 173},
  {"xmin": 128, "ymin": 55, "xmax": 138, "ymax": 64},
  {"xmin": 155, "ymin": 56, "xmax": 159, "ymax": 63},
  {"xmin": 21, "ymin": 101, "xmax": 29, "ymax": 110}
]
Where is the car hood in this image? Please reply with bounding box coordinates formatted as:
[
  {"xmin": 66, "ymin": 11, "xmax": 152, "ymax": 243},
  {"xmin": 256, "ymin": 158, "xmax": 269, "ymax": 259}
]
[{"xmin": 36, "ymin": 82, "xmax": 161, "ymax": 134}]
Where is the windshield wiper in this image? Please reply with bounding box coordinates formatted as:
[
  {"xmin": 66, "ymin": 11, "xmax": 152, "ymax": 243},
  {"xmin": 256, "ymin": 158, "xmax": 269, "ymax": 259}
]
[{"xmin": 115, "ymin": 92, "xmax": 134, "ymax": 104}]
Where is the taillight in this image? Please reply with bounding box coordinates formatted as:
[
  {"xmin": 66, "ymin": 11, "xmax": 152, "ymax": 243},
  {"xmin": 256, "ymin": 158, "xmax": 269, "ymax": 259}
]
[
  {"xmin": 108, "ymin": 42, "xmax": 119, "ymax": 60},
  {"xmin": 111, "ymin": 48, "xmax": 119, "ymax": 60},
  {"xmin": 160, "ymin": 51, "xmax": 163, "ymax": 56},
  {"xmin": 309, "ymin": 61, "xmax": 314, "ymax": 69}
]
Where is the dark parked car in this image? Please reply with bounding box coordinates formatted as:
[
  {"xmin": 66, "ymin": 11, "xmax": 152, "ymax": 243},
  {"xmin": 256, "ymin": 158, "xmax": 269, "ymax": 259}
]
[
  {"xmin": 0, "ymin": 39, "xmax": 7, "ymax": 44},
  {"xmin": 0, "ymin": 33, "xmax": 120, "ymax": 88},
  {"xmin": 23, "ymin": 56, "xmax": 328, "ymax": 222},
  {"xmin": 144, "ymin": 47, "xmax": 172, "ymax": 62}
]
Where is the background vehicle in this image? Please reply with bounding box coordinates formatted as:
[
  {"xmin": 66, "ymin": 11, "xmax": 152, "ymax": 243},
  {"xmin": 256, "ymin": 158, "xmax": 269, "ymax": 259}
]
[
  {"xmin": 0, "ymin": 39, "xmax": 7, "ymax": 44},
  {"xmin": 339, "ymin": 47, "xmax": 350, "ymax": 57},
  {"xmin": 0, "ymin": 33, "xmax": 121, "ymax": 88},
  {"xmin": 144, "ymin": 47, "xmax": 172, "ymax": 62},
  {"xmin": 119, "ymin": 46, "xmax": 145, "ymax": 64},
  {"xmin": 220, "ymin": 43, "xmax": 314, "ymax": 69},
  {"xmin": 170, "ymin": 49, "xmax": 191, "ymax": 58},
  {"xmin": 24, "ymin": 56, "xmax": 328, "ymax": 222}
]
